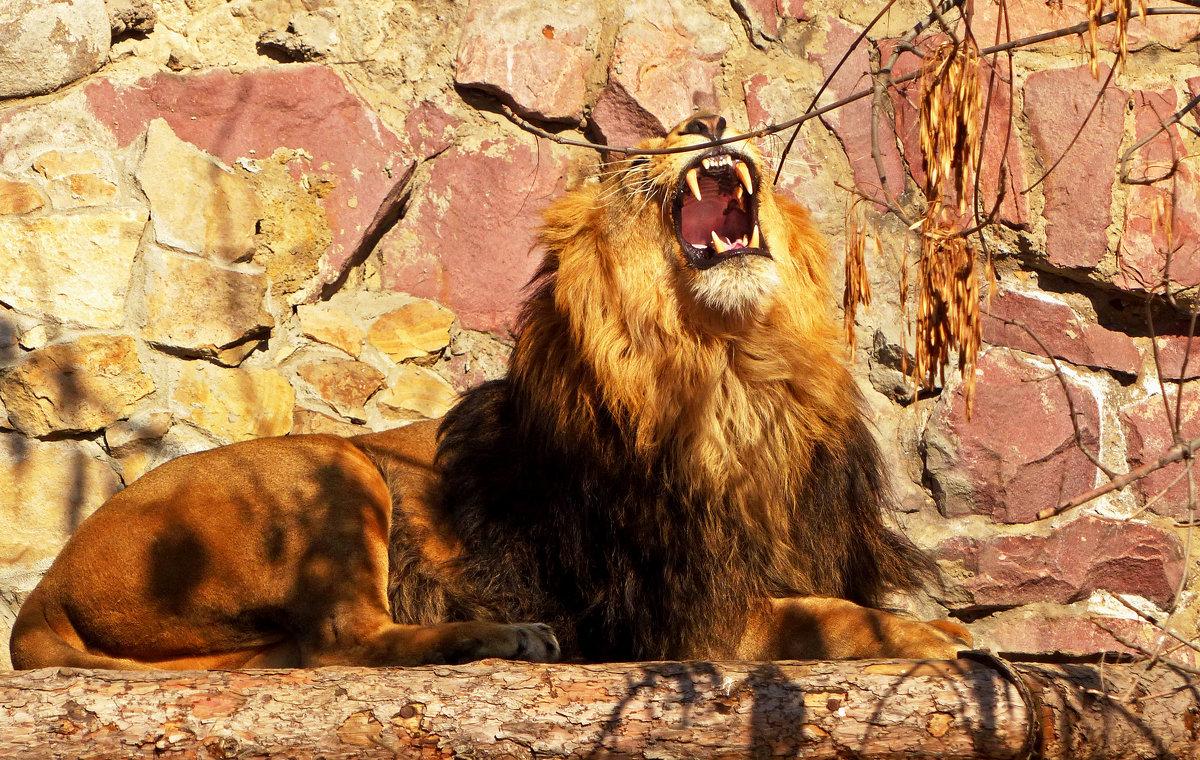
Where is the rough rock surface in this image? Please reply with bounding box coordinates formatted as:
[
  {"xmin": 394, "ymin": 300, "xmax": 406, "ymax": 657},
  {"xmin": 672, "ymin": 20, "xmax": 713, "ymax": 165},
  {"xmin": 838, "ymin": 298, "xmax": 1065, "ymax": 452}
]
[
  {"xmin": 0, "ymin": 335, "xmax": 154, "ymax": 437},
  {"xmin": 1024, "ymin": 66, "xmax": 1129, "ymax": 271},
  {"xmin": 0, "ymin": 208, "xmax": 147, "ymax": 329},
  {"xmin": 1117, "ymin": 89, "xmax": 1200, "ymax": 296},
  {"xmin": 455, "ymin": 0, "xmax": 600, "ymax": 124},
  {"xmin": 982, "ymin": 288, "xmax": 1141, "ymax": 376},
  {"xmin": 367, "ymin": 300, "xmax": 455, "ymax": 362},
  {"xmin": 1120, "ymin": 388, "xmax": 1200, "ymax": 521},
  {"xmin": 377, "ymin": 366, "xmax": 459, "ymax": 421},
  {"xmin": 0, "ymin": 0, "xmax": 109, "ymax": 98},
  {"xmin": 295, "ymin": 359, "xmax": 385, "ymax": 423},
  {"xmin": 923, "ymin": 350, "xmax": 1102, "ymax": 524},
  {"xmin": 378, "ymin": 139, "xmax": 571, "ymax": 332},
  {"xmin": 86, "ymin": 66, "xmax": 409, "ymax": 302},
  {"xmin": 938, "ymin": 515, "xmax": 1185, "ymax": 610},
  {"xmin": 136, "ymin": 119, "xmax": 262, "ymax": 264},
  {"xmin": 298, "ymin": 304, "xmax": 364, "ymax": 358},
  {"xmin": 141, "ymin": 247, "xmax": 273, "ymax": 356},
  {"xmin": 169, "ymin": 364, "xmax": 293, "ymax": 443},
  {"xmin": 0, "ymin": 436, "xmax": 120, "ymax": 572}
]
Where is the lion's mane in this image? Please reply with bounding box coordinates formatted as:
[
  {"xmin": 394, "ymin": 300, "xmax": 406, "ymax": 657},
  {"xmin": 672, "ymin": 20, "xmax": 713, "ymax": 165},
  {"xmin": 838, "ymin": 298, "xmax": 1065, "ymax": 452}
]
[{"xmin": 389, "ymin": 138, "xmax": 931, "ymax": 661}]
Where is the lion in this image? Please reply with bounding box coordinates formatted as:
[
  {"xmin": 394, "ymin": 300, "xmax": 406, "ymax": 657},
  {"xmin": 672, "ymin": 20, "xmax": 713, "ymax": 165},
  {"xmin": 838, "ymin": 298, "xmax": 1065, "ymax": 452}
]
[{"xmin": 10, "ymin": 114, "xmax": 969, "ymax": 670}]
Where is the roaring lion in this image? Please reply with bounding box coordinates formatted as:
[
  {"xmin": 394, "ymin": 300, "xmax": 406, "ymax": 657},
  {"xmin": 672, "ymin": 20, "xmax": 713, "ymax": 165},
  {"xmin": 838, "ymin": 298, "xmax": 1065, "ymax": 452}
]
[{"xmin": 10, "ymin": 115, "xmax": 968, "ymax": 670}]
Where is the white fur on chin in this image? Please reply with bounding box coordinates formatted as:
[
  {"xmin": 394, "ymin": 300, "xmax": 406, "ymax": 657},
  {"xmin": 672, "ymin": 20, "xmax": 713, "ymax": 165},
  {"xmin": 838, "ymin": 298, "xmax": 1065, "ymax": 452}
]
[{"xmin": 690, "ymin": 255, "xmax": 781, "ymax": 315}]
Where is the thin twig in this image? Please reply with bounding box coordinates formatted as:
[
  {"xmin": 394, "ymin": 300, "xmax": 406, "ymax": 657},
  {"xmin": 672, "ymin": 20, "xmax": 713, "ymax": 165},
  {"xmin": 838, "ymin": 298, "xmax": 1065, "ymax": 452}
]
[
  {"xmin": 982, "ymin": 312, "xmax": 1114, "ymax": 478},
  {"xmin": 496, "ymin": 8, "xmax": 1200, "ymax": 162},
  {"xmin": 1118, "ymin": 91, "xmax": 1200, "ymax": 185},
  {"xmin": 1043, "ymin": 432, "xmax": 1200, "ymax": 519}
]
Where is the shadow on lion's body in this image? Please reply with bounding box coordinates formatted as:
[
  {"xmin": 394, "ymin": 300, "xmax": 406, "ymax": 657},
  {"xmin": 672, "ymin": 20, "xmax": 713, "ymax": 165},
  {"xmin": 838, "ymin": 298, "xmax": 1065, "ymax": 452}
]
[{"xmin": 10, "ymin": 117, "xmax": 967, "ymax": 670}]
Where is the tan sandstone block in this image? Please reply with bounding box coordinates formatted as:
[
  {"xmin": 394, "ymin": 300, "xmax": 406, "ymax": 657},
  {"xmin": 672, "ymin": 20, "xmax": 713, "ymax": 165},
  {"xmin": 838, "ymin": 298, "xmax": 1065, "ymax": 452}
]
[
  {"xmin": 32, "ymin": 150, "xmax": 103, "ymax": 180},
  {"xmin": 298, "ymin": 303, "xmax": 363, "ymax": 357},
  {"xmin": 368, "ymin": 299, "xmax": 455, "ymax": 362},
  {"xmin": 105, "ymin": 411, "xmax": 172, "ymax": 454},
  {"xmin": 47, "ymin": 173, "xmax": 118, "ymax": 208},
  {"xmin": 377, "ymin": 365, "xmax": 458, "ymax": 421},
  {"xmin": 142, "ymin": 246, "xmax": 273, "ymax": 355},
  {"xmin": 0, "ymin": 334, "xmax": 155, "ymax": 436},
  {"xmin": 170, "ymin": 363, "xmax": 294, "ymax": 443},
  {"xmin": 0, "ymin": 436, "xmax": 120, "ymax": 565},
  {"xmin": 292, "ymin": 408, "xmax": 365, "ymax": 437},
  {"xmin": 0, "ymin": 178, "xmax": 45, "ymax": 214},
  {"xmin": 0, "ymin": 206, "xmax": 147, "ymax": 327},
  {"xmin": 136, "ymin": 118, "xmax": 261, "ymax": 263},
  {"xmin": 296, "ymin": 359, "xmax": 385, "ymax": 422}
]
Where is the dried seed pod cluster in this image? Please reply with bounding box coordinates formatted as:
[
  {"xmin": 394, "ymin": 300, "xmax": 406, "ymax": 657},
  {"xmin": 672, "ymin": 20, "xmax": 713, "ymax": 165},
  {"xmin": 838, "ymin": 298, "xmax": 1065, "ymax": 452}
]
[
  {"xmin": 914, "ymin": 217, "xmax": 980, "ymax": 414},
  {"xmin": 918, "ymin": 40, "xmax": 982, "ymax": 217},
  {"xmin": 1088, "ymin": 0, "xmax": 1146, "ymax": 75},
  {"xmin": 914, "ymin": 39, "xmax": 984, "ymax": 413},
  {"xmin": 843, "ymin": 198, "xmax": 870, "ymax": 349}
]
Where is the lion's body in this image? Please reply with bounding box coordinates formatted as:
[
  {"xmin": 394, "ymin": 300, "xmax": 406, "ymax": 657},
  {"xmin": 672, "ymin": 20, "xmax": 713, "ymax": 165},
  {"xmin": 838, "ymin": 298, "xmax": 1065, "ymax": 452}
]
[{"xmin": 10, "ymin": 117, "xmax": 967, "ymax": 670}]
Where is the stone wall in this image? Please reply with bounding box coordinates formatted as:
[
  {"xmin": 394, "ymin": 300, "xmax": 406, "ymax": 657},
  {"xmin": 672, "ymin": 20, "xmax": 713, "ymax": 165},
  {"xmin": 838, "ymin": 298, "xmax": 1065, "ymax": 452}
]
[{"xmin": 0, "ymin": 0, "xmax": 1196, "ymax": 668}]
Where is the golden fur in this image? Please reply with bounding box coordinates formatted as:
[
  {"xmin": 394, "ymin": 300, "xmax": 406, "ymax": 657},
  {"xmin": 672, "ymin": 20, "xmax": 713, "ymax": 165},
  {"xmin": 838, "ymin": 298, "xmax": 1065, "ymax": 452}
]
[{"xmin": 10, "ymin": 115, "xmax": 968, "ymax": 670}]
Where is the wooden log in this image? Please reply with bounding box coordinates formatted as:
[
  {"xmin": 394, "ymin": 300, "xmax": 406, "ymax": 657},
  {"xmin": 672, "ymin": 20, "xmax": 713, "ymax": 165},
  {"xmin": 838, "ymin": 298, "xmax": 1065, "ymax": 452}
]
[{"xmin": 0, "ymin": 659, "xmax": 1194, "ymax": 759}]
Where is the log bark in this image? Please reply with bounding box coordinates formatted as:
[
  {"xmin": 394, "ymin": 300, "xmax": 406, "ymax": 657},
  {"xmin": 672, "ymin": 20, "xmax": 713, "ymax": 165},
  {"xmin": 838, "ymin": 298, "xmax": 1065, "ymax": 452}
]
[{"xmin": 0, "ymin": 659, "xmax": 1194, "ymax": 759}]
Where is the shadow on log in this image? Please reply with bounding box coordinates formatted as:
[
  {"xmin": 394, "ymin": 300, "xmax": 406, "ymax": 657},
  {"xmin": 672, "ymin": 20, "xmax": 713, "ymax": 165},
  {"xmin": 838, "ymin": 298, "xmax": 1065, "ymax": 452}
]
[{"xmin": 0, "ymin": 658, "xmax": 1195, "ymax": 758}]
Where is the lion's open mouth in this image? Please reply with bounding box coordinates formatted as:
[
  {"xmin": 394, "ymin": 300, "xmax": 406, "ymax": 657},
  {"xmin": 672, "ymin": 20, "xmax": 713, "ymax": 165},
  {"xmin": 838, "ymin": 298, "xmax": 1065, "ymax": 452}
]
[{"xmin": 673, "ymin": 150, "xmax": 768, "ymax": 270}]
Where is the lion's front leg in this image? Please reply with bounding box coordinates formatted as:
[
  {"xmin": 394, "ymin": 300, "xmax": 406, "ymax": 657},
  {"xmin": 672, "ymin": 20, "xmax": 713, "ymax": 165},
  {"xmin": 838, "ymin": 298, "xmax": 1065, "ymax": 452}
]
[{"xmin": 740, "ymin": 597, "xmax": 971, "ymax": 660}]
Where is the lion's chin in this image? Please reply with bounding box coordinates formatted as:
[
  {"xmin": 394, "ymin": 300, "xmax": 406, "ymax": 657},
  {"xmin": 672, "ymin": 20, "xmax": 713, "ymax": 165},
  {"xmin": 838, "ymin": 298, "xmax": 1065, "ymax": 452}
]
[{"xmin": 688, "ymin": 255, "xmax": 781, "ymax": 315}]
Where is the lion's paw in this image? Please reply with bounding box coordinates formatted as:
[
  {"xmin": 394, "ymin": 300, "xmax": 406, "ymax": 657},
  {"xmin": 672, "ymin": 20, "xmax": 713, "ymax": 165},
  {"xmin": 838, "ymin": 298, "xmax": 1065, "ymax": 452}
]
[
  {"xmin": 436, "ymin": 621, "xmax": 561, "ymax": 664},
  {"xmin": 891, "ymin": 618, "xmax": 973, "ymax": 659}
]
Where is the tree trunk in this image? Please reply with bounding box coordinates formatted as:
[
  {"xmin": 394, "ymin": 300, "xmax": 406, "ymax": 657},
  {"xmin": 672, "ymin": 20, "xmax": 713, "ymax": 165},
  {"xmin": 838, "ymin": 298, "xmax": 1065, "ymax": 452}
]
[{"xmin": 0, "ymin": 659, "xmax": 1194, "ymax": 759}]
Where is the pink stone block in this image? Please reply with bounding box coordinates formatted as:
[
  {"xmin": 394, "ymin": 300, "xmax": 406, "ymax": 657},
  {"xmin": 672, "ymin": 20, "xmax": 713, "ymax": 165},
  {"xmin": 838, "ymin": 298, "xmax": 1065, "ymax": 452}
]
[
  {"xmin": 938, "ymin": 515, "xmax": 1185, "ymax": 609},
  {"xmin": 923, "ymin": 350, "xmax": 1101, "ymax": 523},
  {"xmin": 1120, "ymin": 387, "xmax": 1200, "ymax": 520},
  {"xmin": 377, "ymin": 138, "xmax": 570, "ymax": 334},
  {"xmin": 982, "ymin": 287, "xmax": 1141, "ymax": 375},
  {"xmin": 1024, "ymin": 65, "xmax": 1128, "ymax": 270}
]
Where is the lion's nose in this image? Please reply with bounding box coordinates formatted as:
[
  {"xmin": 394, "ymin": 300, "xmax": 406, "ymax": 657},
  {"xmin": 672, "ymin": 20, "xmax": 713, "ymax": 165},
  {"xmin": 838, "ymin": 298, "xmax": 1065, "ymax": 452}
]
[{"xmin": 682, "ymin": 114, "xmax": 727, "ymax": 140}]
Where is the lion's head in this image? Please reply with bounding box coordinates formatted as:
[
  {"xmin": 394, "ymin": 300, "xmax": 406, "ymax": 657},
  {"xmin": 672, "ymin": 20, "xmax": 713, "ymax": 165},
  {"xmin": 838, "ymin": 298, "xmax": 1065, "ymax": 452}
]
[
  {"xmin": 614, "ymin": 115, "xmax": 783, "ymax": 315},
  {"xmin": 546, "ymin": 114, "xmax": 830, "ymax": 321},
  {"xmin": 524, "ymin": 115, "xmax": 848, "ymax": 463}
]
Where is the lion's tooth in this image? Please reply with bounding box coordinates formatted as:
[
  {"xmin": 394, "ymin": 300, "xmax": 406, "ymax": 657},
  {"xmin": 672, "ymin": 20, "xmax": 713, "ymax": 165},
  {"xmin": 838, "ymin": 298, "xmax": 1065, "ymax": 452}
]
[
  {"xmin": 735, "ymin": 161, "xmax": 753, "ymax": 195},
  {"xmin": 736, "ymin": 185, "xmax": 744, "ymax": 201},
  {"xmin": 686, "ymin": 168, "xmax": 702, "ymax": 201},
  {"xmin": 750, "ymin": 224, "xmax": 760, "ymax": 248},
  {"xmin": 711, "ymin": 230, "xmax": 728, "ymax": 253}
]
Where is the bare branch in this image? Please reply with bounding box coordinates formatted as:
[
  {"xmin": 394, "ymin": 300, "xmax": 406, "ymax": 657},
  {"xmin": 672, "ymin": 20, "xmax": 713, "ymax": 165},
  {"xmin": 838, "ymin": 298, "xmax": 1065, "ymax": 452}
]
[
  {"xmin": 982, "ymin": 312, "xmax": 1114, "ymax": 478},
  {"xmin": 495, "ymin": 8, "xmax": 1200, "ymax": 164},
  {"xmin": 1042, "ymin": 432, "xmax": 1200, "ymax": 519}
]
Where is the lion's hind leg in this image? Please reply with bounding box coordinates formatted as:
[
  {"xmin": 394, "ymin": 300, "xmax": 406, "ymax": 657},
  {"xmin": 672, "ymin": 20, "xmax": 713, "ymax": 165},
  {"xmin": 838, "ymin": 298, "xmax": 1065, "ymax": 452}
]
[
  {"xmin": 284, "ymin": 437, "xmax": 560, "ymax": 667},
  {"xmin": 741, "ymin": 596, "xmax": 971, "ymax": 660}
]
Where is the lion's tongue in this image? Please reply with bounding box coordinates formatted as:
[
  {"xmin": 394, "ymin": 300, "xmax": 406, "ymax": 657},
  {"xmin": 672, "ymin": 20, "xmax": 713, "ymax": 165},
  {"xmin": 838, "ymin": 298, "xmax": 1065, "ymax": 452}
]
[
  {"xmin": 682, "ymin": 197, "xmax": 726, "ymax": 247},
  {"xmin": 682, "ymin": 196, "xmax": 752, "ymax": 250}
]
